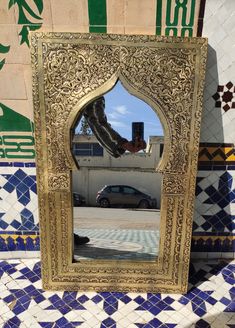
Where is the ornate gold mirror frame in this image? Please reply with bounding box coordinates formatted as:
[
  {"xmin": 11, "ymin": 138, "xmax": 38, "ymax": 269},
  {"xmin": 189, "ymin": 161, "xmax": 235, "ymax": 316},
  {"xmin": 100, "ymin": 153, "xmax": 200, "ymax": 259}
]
[{"xmin": 30, "ymin": 33, "xmax": 207, "ymax": 293}]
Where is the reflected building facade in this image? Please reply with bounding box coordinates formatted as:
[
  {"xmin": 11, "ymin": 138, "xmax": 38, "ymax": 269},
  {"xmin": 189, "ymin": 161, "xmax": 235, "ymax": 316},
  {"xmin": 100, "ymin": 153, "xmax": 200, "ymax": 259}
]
[{"xmin": 72, "ymin": 134, "xmax": 164, "ymax": 207}]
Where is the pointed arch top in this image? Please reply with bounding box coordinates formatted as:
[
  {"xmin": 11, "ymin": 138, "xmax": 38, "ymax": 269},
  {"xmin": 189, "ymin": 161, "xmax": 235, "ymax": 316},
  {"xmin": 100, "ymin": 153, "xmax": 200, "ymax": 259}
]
[{"xmin": 68, "ymin": 73, "xmax": 169, "ymax": 172}]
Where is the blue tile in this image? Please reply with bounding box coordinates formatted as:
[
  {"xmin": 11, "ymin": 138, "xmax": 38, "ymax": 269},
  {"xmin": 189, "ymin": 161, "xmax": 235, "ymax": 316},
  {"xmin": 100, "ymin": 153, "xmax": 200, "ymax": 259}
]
[
  {"xmin": 205, "ymin": 296, "xmax": 217, "ymax": 305},
  {"xmin": 3, "ymin": 182, "xmax": 15, "ymax": 193},
  {"xmin": 224, "ymin": 276, "xmax": 235, "ymax": 285},
  {"xmin": 134, "ymin": 295, "xmax": 146, "ymax": 305},
  {"xmin": 148, "ymin": 305, "xmax": 161, "ymax": 315},
  {"xmin": 105, "ymin": 296, "xmax": 118, "ymax": 306},
  {"xmin": 65, "ymin": 300, "xmax": 84, "ymax": 310},
  {"xmin": 3, "ymin": 323, "xmax": 13, "ymax": 328},
  {"xmin": 3, "ymin": 294, "xmax": 15, "ymax": 303},
  {"xmin": 24, "ymin": 285, "xmax": 36, "ymax": 293},
  {"xmin": 6, "ymin": 237, "xmax": 16, "ymax": 251},
  {"xmin": 14, "ymin": 169, "xmax": 27, "ymax": 180},
  {"xmin": 8, "ymin": 175, "xmax": 21, "ymax": 187},
  {"xmin": 101, "ymin": 317, "xmax": 116, "ymax": 328},
  {"xmin": 15, "ymin": 237, "xmax": 26, "ymax": 251},
  {"xmin": 14, "ymin": 290, "xmax": 27, "ymax": 298},
  {"xmin": 17, "ymin": 182, "xmax": 29, "ymax": 194},
  {"xmin": 120, "ymin": 294, "xmax": 131, "ymax": 303},
  {"xmin": 104, "ymin": 305, "xmax": 117, "ymax": 315},
  {"xmin": 91, "ymin": 294, "xmax": 103, "ymax": 304},
  {"xmin": 55, "ymin": 317, "xmax": 68, "ymax": 326},
  {"xmin": 11, "ymin": 220, "xmax": 21, "ymax": 230},
  {"xmin": 0, "ymin": 237, "xmax": 8, "ymax": 251},
  {"xmin": 30, "ymin": 183, "xmax": 37, "ymax": 194},
  {"xmin": 138, "ymin": 301, "xmax": 153, "ymax": 311},
  {"xmin": 220, "ymin": 297, "xmax": 231, "ymax": 306},
  {"xmin": 58, "ymin": 305, "xmax": 71, "ymax": 315},
  {"xmin": 22, "ymin": 176, "xmax": 35, "ymax": 187},
  {"xmin": 48, "ymin": 294, "xmax": 61, "ymax": 304},
  {"xmin": 19, "ymin": 295, "xmax": 31, "ymax": 305},
  {"xmin": 195, "ymin": 319, "xmax": 211, "ymax": 328},
  {"xmin": 12, "ymin": 304, "xmax": 26, "ymax": 315},
  {"xmin": 7, "ymin": 267, "xmax": 17, "ymax": 275},
  {"xmin": 18, "ymin": 194, "xmax": 30, "ymax": 206},
  {"xmin": 192, "ymin": 296, "xmax": 204, "ymax": 306},
  {"xmin": 224, "ymin": 301, "xmax": 235, "ymax": 312},
  {"xmin": 163, "ymin": 296, "xmax": 174, "ymax": 305},
  {"xmin": 0, "ymin": 219, "xmax": 8, "ymax": 229},
  {"xmin": 34, "ymin": 294, "xmax": 45, "ymax": 303},
  {"xmin": 7, "ymin": 316, "xmax": 21, "ymax": 326},
  {"xmin": 13, "ymin": 162, "xmax": 24, "ymax": 167},
  {"xmin": 25, "ymin": 162, "xmax": 36, "ymax": 167},
  {"xmin": 0, "ymin": 162, "xmax": 13, "ymax": 166},
  {"xmin": 38, "ymin": 323, "xmax": 54, "ymax": 328},
  {"xmin": 77, "ymin": 295, "xmax": 89, "ymax": 304},
  {"xmin": 148, "ymin": 318, "xmax": 163, "ymax": 327},
  {"xmin": 148, "ymin": 294, "xmax": 161, "ymax": 304},
  {"xmin": 193, "ymin": 304, "xmax": 206, "ymax": 317}
]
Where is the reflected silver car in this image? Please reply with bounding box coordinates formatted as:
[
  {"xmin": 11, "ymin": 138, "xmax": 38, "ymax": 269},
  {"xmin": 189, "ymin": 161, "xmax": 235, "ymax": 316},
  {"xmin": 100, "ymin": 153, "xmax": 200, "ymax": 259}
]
[{"xmin": 96, "ymin": 185, "xmax": 157, "ymax": 208}]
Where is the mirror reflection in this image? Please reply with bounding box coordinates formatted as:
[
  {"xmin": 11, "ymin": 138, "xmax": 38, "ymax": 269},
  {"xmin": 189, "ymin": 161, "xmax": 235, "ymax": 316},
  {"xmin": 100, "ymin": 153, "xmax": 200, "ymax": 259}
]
[{"xmin": 71, "ymin": 81, "xmax": 164, "ymax": 261}]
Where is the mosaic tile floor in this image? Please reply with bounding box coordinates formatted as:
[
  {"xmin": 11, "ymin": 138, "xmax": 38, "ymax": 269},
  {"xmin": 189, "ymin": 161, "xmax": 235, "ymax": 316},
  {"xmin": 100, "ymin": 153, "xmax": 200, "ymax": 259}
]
[
  {"xmin": 74, "ymin": 229, "xmax": 160, "ymax": 261},
  {"xmin": 0, "ymin": 259, "xmax": 234, "ymax": 328}
]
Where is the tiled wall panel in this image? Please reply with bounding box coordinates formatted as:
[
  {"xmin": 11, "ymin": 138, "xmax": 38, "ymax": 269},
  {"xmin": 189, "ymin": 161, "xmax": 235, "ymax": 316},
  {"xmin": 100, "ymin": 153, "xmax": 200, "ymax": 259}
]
[{"xmin": 0, "ymin": 0, "xmax": 235, "ymax": 259}]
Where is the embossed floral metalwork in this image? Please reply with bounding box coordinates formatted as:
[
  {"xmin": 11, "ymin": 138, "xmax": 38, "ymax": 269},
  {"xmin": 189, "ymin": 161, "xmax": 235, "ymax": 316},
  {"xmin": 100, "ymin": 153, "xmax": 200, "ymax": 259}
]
[{"xmin": 30, "ymin": 32, "xmax": 207, "ymax": 293}]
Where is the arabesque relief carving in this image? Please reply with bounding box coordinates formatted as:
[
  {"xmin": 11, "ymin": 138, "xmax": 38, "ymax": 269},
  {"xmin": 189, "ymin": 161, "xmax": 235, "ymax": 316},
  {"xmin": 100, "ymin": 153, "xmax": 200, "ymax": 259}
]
[{"xmin": 30, "ymin": 33, "xmax": 207, "ymax": 293}]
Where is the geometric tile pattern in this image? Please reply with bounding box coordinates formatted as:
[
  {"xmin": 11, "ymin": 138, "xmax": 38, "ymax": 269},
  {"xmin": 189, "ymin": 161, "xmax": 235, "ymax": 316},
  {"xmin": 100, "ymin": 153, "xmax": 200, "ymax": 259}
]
[
  {"xmin": 0, "ymin": 166, "xmax": 38, "ymax": 232},
  {"xmin": 0, "ymin": 232, "xmax": 40, "ymax": 252},
  {"xmin": 0, "ymin": 259, "xmax": 234, "ymax": 327},
  {"xmin": 1, "ymin": 164, "xmax": 235, "ymax": 255},
  {"xmin": 198, "ymin": 143, "xmax": 235, "ymax": 167},
  {"xmin": 194, "ymin": 171, "xmax": 235, "ymax": 233},
  {"xmin": 191, "ymin": 234, "xmax": 235, "ymax": 254},
  {"xmin": 212, "ymin": 82, "xmax": 235, "ymax": 112},
  {"xmin": 74, "ymin": 228, "xmax": 159, "ymax": 260}
]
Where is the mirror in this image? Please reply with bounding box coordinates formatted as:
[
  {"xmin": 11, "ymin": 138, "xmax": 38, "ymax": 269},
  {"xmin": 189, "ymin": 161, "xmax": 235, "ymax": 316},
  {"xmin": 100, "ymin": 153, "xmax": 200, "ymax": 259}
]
[
  {"xmin": 30, "ymin": 32, "xmax": 207, "ymax": 293},
  {"xmin": 71, "ymin": 81, "xmax": 164, "ymax": 261}
]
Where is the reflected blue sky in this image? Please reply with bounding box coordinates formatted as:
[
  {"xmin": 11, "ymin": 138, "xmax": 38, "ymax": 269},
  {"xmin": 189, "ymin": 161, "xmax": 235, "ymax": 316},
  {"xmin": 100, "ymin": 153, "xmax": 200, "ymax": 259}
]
[{"xmin": 76, "ymin": 80, "xmax": 163, "ymax": 141}]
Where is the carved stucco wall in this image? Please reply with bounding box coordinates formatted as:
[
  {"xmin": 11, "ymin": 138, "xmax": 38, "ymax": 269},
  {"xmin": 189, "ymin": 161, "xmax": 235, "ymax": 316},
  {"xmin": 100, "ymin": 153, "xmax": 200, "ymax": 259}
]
[{"xmin": 0, "ymin": 0, "xmax": 234, "ymax": 259}]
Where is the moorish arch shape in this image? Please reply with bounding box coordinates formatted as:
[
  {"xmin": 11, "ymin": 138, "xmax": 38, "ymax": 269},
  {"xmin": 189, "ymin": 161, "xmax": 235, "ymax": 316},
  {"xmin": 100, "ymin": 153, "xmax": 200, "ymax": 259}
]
[
  {"xmin": 68, "ymin": 74, "xmax": 169, "ymax": 172},
  {"xmin": 30, "ymin": 32, "xmax": 207, "ymax": 293}
]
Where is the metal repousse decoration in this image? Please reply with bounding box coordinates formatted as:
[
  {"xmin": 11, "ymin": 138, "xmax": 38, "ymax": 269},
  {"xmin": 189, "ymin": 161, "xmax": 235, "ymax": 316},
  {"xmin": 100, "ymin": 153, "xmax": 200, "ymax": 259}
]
[{"xmin": 30, "ymin": 33, "xmax": 207, "ymax": 293}]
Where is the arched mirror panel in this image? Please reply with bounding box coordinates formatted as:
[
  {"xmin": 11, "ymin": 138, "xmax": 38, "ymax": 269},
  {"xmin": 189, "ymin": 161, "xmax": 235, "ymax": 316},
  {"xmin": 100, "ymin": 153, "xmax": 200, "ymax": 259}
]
[{"xmin": 30, "ymin": 33, "xmax": 207, "ymax": 293}]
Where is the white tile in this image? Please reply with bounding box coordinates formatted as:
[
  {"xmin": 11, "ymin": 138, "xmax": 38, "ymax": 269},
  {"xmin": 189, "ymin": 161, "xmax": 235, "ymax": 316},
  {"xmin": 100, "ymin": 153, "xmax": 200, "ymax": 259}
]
[
  {"xmin": 86, "ymin": 316, "xmax": 101, "ymax": 327},
  {"xmin": 208, "ymin": 252, "xmax": 222, "ymax": 259},
  {"xmin": 221, "ymin": 252, "xmax": 234, "ymax": 259},
  {"xmin": 191, "ymin": 252, "xmax": 208, "ymax": 259},
  {"xmin": 118, "ymin": 316, "xmax": 132, "ymax": 327},
  {"xmin": 80, "ymin": 310, "xmax": 94, "ymax": 321},
  {"xmin": 0, "ymin": 302, "xmax": 11, "ymax": 315},
  {"xmin": 64, "ymin": 310, "xmax": 80, "ymax": 321},
  {"xmin": 112, "ymin": 311, "xmax": 125, "ymax": 322},
  {"xmin": 126, "ymin": 311, "xmax": 142, "ymax": 323},
  {"xmin": 155, "ymin": 311, "xmax": 171, "ymax": 322},
  {"xmin": 138, "ymin": 311, "xmax": 154, "ymax": 322},
  {"xmin": 1, "ymin": 309, "xmax": 15, "ymax": 320},
  {"xmin": 119, "ymin": 302, "xmax": 138, "ymax": 315}
]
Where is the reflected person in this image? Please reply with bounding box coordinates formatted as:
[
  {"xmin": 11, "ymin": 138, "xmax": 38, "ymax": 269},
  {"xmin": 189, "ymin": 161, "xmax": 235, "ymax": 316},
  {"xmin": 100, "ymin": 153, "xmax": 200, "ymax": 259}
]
[{"xmin": 74, "ymin": 96, "xmax": 146, "ymax": 246}]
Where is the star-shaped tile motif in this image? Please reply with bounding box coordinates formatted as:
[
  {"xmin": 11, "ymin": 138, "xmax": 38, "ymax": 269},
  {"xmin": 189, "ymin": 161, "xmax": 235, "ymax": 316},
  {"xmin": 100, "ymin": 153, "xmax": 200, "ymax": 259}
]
[{"xmin": 212, "ymin": 82, "xmax": 235, "ymax": 112}]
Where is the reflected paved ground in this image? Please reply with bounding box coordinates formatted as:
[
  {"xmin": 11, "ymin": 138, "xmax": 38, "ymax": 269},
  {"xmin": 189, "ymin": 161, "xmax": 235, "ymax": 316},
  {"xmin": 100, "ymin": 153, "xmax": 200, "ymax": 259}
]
[
  {"xmin": 73, "ymin": 207, "xmax": 161, "ymax": 261},
  {"xmin": 73, "ymin": 207, "xmax": 161, "ymax": 229}
]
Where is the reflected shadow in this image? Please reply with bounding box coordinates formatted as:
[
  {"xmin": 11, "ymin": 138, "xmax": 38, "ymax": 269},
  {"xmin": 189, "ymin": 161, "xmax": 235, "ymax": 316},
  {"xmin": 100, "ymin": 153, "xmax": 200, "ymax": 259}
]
[{"xmin": 74, "ymin": 244, "xmax": 157, "ymax": 261}]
